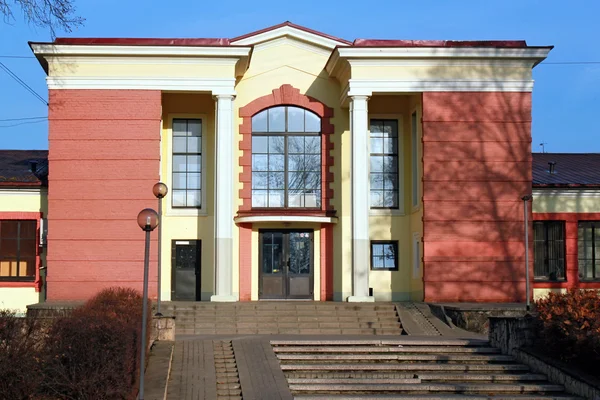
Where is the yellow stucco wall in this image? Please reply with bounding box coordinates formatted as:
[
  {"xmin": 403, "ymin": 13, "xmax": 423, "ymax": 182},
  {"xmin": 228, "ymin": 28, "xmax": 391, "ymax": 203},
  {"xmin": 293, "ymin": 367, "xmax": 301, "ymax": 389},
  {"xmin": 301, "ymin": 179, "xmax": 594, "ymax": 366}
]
[
  {"xmin": 533, "ymin": 288, "xmax": 567, "ymax": 301},
  {"xmin": 47, "ymin": 57, "xmax": 237, "ymax": 79},
  {"xmin": 367, "ymin": 95, "xmax": 423, "ymax": 301},
  {"xmin": 0, "ymin": 288, "xmax": 39, "ymax": 314},
  {"xmin": 533, "ymin": 191, "xmax": 600, "ymax": 213},
  {"xmin": 351, "ymin": 65, "xmax": 532, "ymax": 81},
  {"xmin": 0, "ymin": 189, "xmax": 47, "ymax": 311},
  {"xmin": 160, "ymin": 93, "xmax": 217, "ymax": 300}
]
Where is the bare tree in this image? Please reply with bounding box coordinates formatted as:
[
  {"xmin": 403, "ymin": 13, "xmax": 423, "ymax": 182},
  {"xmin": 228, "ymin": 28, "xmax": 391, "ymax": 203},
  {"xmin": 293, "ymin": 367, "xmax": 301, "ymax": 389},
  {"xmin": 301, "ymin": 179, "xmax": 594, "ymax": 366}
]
[{"xmin": 1, "ymin": 0, "xmax": 84, "ymax": 37}]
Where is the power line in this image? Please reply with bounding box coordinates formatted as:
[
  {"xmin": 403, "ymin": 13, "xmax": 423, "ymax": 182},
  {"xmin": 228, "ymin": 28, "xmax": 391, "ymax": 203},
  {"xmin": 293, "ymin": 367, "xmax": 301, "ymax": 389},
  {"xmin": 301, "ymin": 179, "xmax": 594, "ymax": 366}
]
[
  {"xmin": 0, "ymin": 62, "xmax": 48, "ymax": 106},
  {"xmin": 0, "ymin": 120, "xmax": 46, "ymax": 128},
  {"xmin": 542, "ymin": 61, "xmax": 600, "ymax": 65},
  {"xmin": 0, "ymin": 116, "xmax": 47, "ymax": 121},
  {"xmin": 0, "ymin": 56, "xmax": 35, "ymax": 59}
]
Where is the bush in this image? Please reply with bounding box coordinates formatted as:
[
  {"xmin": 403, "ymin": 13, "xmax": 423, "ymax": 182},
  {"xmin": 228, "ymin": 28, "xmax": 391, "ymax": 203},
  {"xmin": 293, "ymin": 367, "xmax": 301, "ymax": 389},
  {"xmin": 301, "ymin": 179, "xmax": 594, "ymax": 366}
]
[
  {"xmin": 0, "ymin": 310, "xmax": 45, "ymax": 399},
  {"xmin": 41, "ymin": 287, "xmax": 150, "ymax": 400},
  {"xmin": 534, "ymin": 290, "xmax": 600, "ymax": 374}
]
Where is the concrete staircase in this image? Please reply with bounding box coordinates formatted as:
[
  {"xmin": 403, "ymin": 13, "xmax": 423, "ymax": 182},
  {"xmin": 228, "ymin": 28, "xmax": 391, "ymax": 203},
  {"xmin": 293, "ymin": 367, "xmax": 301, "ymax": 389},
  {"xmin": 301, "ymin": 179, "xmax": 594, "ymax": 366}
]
[
  {"xmin": 161, "ymin": 302, "xmax": 403, "ymax": 336},
  {"xmin": 272, "ymin": 339, "xmax": 582, "ymax": 399}
]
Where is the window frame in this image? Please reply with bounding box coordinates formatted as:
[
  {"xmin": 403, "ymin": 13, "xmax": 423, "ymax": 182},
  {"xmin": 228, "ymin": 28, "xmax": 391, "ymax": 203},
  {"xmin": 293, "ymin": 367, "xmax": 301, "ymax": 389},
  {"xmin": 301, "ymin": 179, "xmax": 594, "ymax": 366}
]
[
  {"xmin": 251, "ymin": 106, "xmax": 322, "ymax": 210},
  {"xmin": 533, "ymin": 220, "xmax": 566, "ymax": 282},
  {"xmin": 370, "ymin": 240, "xmax": 399, "ymax": 271},
  {"xmin": 0, "ymin": 219, "xmax": 38, "ymax": 282},
  {"xmin": 165, "ymin": 114, "xmax": 208, "ymax": 216},
  {"xmin": 577, "ymin": 221, "xmax": 600, "ymax": 282},
  {"xmin": 368, "ymin": 114, "xmax": 404, "ymax": 215}
]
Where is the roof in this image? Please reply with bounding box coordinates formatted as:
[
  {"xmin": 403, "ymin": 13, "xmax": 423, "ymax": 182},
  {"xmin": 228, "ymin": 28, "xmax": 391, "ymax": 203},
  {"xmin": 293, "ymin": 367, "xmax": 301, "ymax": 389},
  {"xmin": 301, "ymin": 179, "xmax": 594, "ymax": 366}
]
[
  {"xmin": 35, "ymin": 21, "xmax": 544, "ymax": 49},
  {"xmin": 0, "ymin": 150, "xmax": 48, "ymax": 187},
  {"xmin": 533, "ymin": 153, "xmax": 600, "ymax": 188}
]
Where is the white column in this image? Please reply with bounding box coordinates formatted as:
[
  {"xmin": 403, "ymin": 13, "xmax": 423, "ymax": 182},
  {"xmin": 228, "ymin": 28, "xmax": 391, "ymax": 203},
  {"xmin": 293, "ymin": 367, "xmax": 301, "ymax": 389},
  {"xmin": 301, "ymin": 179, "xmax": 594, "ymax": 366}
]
[
  {"xmin": 348, "ymin": 95, "xmax": 374, "ymax": 302},
  {"xmin": 211, "ymin": 94, "xmax": 237, "ymax": 302}
]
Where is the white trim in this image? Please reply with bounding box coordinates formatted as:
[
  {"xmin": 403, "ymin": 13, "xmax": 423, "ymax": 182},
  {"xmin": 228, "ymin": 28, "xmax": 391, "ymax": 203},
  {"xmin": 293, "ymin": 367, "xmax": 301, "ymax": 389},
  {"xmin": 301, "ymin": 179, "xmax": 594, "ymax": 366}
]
[
  {"xmin": 347, "ymin": 79, "xmax": 534, "ymax": 95},
  {"xmin": 336, "ymin": 46, "xmax": 551, "ymax": 60},
  {"xmin": 410, "ymin": 108, "xmax": 420, "ymax": 210},
  {"xmin": 369, "ymin": 113, "xmax": 404, "ymax": 212},
  {"xmin": 46, "ymin": 76, "xmax": 237, "ymax": 94},
  {"xmin": 31, "ymin": 43, "xmax": 252, "ymax": 57},
  {"xmin": 164, "ymin": 114, "xmax": 208, "ymax": 217},
  {"xmin": 533, "ymin": 188, "xmax": 600, "ymax": 197},
  {"xmin": 230, "ymin": 25, "xmax": 348, "ymax": 49},
  {"xmin": 0, "ymin": 188, "xmax": 45, "ymax": 195},
  {"xmin": 233, "ymin": 215, "xmax": 338, "ymax": 224}
]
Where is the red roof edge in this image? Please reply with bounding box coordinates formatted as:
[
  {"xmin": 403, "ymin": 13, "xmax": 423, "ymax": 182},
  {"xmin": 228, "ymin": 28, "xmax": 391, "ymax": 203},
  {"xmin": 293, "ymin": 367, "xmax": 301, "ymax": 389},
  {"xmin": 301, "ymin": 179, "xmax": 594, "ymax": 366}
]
[
  {"xmin": 352, "ymin": 39, "xmax": 530, "ymax": 48},
  {"xmin": 52, "ymin": 37, "xmax": 232, "ymax": 46},
  {"xmin": 230, "ymin": 21, "xmax": 352, "ymax": 45}
]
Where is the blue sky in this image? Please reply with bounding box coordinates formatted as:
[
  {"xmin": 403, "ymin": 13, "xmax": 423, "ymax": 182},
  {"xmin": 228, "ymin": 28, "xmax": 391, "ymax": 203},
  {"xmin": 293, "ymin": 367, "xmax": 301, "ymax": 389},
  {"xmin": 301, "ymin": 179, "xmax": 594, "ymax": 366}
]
[{"xmin": 0, "ymin": 0, "xmax": 598, "ymax": 152}]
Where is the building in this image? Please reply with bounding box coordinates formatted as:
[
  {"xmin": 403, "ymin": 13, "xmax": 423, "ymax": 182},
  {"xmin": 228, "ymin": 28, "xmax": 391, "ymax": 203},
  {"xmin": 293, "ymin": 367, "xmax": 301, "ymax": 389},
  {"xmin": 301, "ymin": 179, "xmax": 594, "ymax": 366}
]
[
  {"xmin": 0, "ymin": 150, "xmax": 47, "ymax": 312},
  {"xmin": 532, "ymin": 153, "xmax": 600, "ymax": 299},
  {"xmin": 26, "ymin": 22, "xmax": 554, "ymax": 304}
]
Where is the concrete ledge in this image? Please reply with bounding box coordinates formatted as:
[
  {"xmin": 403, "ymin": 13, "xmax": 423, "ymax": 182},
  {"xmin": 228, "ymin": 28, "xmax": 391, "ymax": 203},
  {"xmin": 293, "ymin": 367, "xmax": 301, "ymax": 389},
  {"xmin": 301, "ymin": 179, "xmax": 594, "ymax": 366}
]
[
  {"xmin": 432, "ymin": 303, "xmax": 528, "ymax": 334},
  {"xmin": 347, "ymin": 296, "xmax": 375, "ymax": 303},
  {"xmin": 210, "ymin": 294, "xmax": 238, "ymax": 302},
  {"xmin": 143, "ymin": 341, "xmax": 174, "ymax": 400}
]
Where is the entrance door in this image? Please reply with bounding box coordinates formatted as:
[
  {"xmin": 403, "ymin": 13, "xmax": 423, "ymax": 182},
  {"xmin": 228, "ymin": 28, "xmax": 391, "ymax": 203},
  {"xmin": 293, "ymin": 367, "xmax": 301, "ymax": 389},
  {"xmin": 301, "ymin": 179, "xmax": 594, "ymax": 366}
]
[
  {"xmin": 259, "ymin": 230, "xmax": 313, "ymax": 299},
  {"xmin": 171, "ymin": 240, "xmax": 201, "ymax": 301}
]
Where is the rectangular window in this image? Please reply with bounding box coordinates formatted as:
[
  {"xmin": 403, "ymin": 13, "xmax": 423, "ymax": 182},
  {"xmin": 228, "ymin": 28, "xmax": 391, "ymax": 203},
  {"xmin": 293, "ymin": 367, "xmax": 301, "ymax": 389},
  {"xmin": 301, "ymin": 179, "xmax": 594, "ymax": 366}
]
[
  {"xmin": 172, "ymin": 119, "xmax": 202, "ymax": 208},
  {"xmin": 371, "ymin": 241, "xmax": 398, "ymax": 271},
  {"xmin": 578, "ymin": 221, "xmax": 600, "ymax": 281},
  {"xmin": 412, "ymin": 233, "xmax": 421, "ymax": 278},
  {"xmin": 411, "ymin": 111, "xmax": 419, "ymax": 208},
  {"xmin": 0, "ymin": 220, "xmax": 37, "ymax": 281},
  {"xmin": 533, "ymin": 221, "xmax": 565, "ymax": 281},
  {"xmin": 370, "ymin": 119, "xmax": 399, "ymax": 209}
]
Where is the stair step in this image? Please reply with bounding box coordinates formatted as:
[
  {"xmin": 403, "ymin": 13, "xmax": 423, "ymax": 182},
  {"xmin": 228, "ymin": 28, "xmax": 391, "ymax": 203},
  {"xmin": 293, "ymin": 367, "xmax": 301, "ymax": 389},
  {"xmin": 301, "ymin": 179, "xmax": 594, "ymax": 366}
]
[
  {"xmin": 289, "ymin": 382, "xmax": 565, "ymax": 393},
  {"xmin": 284, "ymin": 372, "xmax": 549, "ymax": 382},
  {"xmin": 277, "ymin": 354, "xmax": 514, "ymax": 362},
  {"xmin": 271, "ymin": 340, "xmax": 489, "ymax": 346},
  {"xmin": 281, "ymin": 363, "xmax": 530, "ymax": 372},
  {"xmin": 418, "ymin": 373, "xmax": 549, "ymax": 382},
  {"xmin": 273, "ymin": 346, "xmax": 500, "ymax": 354},
  {"xmin": 293, "ymin": 395, "xmax": 582, "ymax": 400},
  {"xmin": 288, "ymin": 378, "xmax": 422, "ymax": 384}
]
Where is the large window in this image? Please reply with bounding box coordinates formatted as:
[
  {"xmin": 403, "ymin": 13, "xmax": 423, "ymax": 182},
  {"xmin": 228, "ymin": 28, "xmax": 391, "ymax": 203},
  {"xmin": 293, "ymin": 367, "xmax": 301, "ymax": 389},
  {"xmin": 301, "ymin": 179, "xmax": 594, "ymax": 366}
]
[
  {"xmin": 371, "ymin": 241, "xmax": 398, "ymax": 271},
  {"xmin": 578, "ymin": 221, "xmax": 600, "ymax": 281},
  {"xmin": 370, "ymin": 119, "xmax": 399, "ymax": 208},
  {"xmin": 172, "ymin": 119, "xmax": 202, "ymax": 208},
  {"xmin": 0, "ymin": 220, "xmax": 37, "ymax": 281},
  {"xmin": 534, "ymin": 221, "xmax": 565, "ymax": 281},
  {"xmin": 251, "ymin": 106, "xmax": 321, "ymax": 208}
]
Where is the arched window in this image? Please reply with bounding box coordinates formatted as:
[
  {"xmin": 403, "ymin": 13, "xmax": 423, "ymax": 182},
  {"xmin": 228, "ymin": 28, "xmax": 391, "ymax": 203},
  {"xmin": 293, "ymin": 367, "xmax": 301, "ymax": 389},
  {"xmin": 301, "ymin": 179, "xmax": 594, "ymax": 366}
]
[{"xmin": 251, "ymin": 106, "xmax": 321, "ymax": 208}]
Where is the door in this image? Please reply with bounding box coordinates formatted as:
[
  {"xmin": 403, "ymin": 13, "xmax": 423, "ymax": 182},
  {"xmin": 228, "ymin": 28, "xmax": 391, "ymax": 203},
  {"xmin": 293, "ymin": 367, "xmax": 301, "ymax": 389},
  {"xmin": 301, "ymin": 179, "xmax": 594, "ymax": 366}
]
[
  {"xmin": 171, "ymin": 240, "xmax": 201, "ymax": 301},
  {"xmin": 259, "ymin": 230, "xmax": 313, "ymax": 299}
]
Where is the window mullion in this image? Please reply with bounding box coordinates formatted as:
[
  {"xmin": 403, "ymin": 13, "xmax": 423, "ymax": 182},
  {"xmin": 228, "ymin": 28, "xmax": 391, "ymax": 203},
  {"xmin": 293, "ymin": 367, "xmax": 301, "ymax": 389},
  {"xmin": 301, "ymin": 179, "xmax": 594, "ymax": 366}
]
[{"xmin": 284, "ymin": 135, "xmax": 289, "ymax": 208}]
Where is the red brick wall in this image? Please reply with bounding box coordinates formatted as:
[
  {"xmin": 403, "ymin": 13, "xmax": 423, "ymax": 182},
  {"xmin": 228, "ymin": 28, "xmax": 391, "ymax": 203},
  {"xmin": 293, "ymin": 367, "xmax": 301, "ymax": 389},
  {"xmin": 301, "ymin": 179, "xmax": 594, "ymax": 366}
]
[
  {"xmin": 421, "ymin": 92, "xmax": 532, "ymax": 302},
  {"xmin": 47, "ymin": 90, "xmax": 161, "ymax": 300}
]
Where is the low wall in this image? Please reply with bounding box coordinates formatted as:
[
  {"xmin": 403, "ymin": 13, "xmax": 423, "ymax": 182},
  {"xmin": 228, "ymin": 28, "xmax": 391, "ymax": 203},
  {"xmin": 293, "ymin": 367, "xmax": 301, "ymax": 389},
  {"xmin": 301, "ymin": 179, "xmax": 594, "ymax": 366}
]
[
  {"xmin": 432, "ymin": 303, "xmax": 527, "ymax": 334},
  {"xmin": 489, "ymin": 316, "xmax": 600, "ymax": 399}
]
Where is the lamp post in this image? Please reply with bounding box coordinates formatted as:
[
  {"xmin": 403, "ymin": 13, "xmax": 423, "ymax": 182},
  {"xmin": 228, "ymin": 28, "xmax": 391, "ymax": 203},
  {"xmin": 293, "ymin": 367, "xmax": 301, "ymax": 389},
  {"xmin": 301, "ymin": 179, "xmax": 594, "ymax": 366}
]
[
  {"xmin": 521, "ymin": 195, "xmax": 532, "ymax": 311},
  {"xmin": 152, "ymin": 182, "xmax": 168, "ymax": 316},
  {"xmin": 136, "ymin": 208, "xmax": 159, "ymax": 400}
]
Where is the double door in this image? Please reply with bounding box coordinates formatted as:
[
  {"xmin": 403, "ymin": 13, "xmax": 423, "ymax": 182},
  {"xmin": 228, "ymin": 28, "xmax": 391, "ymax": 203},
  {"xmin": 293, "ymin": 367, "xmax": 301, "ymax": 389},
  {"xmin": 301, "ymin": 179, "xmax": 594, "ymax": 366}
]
[
  {"xmin": 171, "ymin": 240, "xmax": 201, "ymax": 301},
  {"xmin": 259, "ymin": 230, "xmax": 313, "ymax": 299}
]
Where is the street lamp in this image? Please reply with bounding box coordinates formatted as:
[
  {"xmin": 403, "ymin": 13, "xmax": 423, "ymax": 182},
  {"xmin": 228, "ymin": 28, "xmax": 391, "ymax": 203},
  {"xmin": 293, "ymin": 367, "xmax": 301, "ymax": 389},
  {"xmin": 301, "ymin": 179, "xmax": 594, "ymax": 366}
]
[
  {"xmin": 521, "ymin": 195, "xmax": 532, "ymax": 311},
  {"xmin": 152, "ymin": 182, "xmax": 168, "ymax": 316},
  {"xmin": 136, "ymin": 208, "xmax": 159, "ymax": 400}
]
